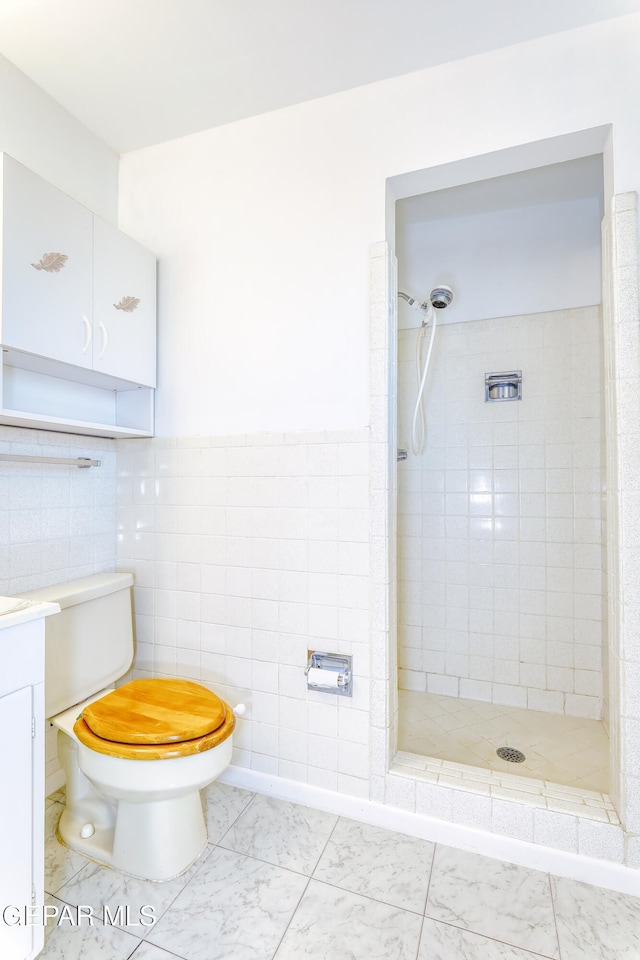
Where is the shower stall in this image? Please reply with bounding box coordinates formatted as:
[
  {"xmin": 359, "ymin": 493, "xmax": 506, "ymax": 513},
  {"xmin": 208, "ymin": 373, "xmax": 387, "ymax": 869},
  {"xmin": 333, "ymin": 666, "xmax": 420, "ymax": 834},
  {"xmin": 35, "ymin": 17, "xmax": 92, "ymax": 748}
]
[{"xmin": 393, "ymin": 155, "xmax": 609, "ymax": 794}]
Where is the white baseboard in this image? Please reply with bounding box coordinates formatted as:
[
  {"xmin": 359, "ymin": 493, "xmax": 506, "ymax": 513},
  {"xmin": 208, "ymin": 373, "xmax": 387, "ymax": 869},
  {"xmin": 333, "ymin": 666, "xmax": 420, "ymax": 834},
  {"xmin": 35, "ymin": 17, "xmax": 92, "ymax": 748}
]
[{"xmin": 219, "ymin": 765, "xmax": 640, "ymax": 898}]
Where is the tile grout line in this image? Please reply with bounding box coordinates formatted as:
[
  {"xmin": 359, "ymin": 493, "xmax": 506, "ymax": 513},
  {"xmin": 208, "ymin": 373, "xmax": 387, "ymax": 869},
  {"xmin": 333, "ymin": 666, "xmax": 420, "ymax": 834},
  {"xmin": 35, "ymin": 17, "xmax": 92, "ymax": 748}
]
[
  {"xmin": 548, "ymin": 872, "xmax": 564, "ymax": 960},
  {"xmin": 268, "ymin": 875, "xmax": 312, "ymax": 960},
  {"xmin": 413, "ymin": 841, "xmax": 439, "ymax": 960},
  {"xmin": 293, "ymin": 875, "xmax": 430, "ymax": 918},
  {"xmin": 419, "ymin": 915, "xmax": 560, "ymax": 960},
  {"xmin": 413, "ymin": 915, "xmax": 426, "ymax": 960}
]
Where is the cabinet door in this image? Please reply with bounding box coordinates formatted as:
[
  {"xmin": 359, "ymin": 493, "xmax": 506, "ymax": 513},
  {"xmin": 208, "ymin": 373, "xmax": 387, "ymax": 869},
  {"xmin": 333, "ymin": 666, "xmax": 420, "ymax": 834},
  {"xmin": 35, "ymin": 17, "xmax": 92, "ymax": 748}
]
[
  {"xmin": 1, "ymin": 155, "xmax": 93, "ymax": 368},
  {"xmin": 0, "ymin": 686, "xmax": 35, "ymax": 960},
  {"xmin": 92, "ymin": 216, "xmax": 157, "ymax": 386}
]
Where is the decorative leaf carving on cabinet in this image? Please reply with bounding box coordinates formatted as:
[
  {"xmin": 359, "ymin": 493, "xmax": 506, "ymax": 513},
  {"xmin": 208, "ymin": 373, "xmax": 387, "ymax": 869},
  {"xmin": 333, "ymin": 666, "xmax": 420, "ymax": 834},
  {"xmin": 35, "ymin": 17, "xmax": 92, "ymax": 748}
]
[
  {"xmin": 113, "ymin": 295, "xmax": 140, "ymax": 313},
  {"xmin": 30, "ymin": 252, "xmax": 69, "ymax": 272}
]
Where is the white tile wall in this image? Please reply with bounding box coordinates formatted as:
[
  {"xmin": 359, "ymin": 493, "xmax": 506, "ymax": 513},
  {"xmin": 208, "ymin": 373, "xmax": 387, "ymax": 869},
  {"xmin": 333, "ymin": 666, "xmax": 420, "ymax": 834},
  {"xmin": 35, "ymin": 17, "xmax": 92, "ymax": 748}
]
[
  {"xmin": 0, "ymin": 427, "xmax": 117, "ymax": 595},
  {"xmin": 116, "ymin": 430, "xmax": 372, "ymax": 798},
  {"xmin": 604, "ymin": 194, "xmax": 640, "ymax": 843},
  {"xmin": 396, "ymin": 306, "xmax": 605, "ymax": 719},
  {"xmin": 0, "ymin": 425, "xmax": 118, "ymax": 788}
]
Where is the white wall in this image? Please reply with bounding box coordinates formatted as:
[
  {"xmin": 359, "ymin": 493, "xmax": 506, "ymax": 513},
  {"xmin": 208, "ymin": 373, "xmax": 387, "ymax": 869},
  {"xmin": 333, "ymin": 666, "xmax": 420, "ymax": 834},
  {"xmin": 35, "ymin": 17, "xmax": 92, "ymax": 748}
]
[
  {"xmin": 0, "ymin": 429, "xmax": 117, "ymax": 597},
  {"xmin": 397, "ymin": 199, "xmax": 602, "ymax": 328},
  {"xmin": 119, "ymin": 13, "xmax": 640, "ymax": 437},
  {"xmin": 0, "ymin": 52, "xmax": 118, "ymax": 220}
]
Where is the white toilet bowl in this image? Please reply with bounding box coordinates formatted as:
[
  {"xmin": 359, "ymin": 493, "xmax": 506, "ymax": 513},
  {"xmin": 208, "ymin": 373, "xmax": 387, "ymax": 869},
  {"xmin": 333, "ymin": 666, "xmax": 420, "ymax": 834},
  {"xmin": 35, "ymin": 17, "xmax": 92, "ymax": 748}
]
[
  {"xmin": 19, "ymin": 574, "xmax": 241, "ymax": 880},
  {"xmin": 53, "ymin": 679, "xmax": 236, "ymax": 880}
]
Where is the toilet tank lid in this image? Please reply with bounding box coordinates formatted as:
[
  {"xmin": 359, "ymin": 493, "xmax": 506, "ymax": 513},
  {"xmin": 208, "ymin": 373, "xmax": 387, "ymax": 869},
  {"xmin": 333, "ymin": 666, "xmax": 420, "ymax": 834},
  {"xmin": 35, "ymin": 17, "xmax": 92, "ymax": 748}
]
[{"xmin": 17, "ymin": 572, "xmax": 134, "ymax": 609}]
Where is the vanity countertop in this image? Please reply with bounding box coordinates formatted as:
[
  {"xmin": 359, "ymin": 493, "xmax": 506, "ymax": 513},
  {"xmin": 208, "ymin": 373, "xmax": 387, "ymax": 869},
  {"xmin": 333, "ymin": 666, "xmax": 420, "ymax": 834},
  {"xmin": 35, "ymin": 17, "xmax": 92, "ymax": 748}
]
[{"xmin": 0, "ymin": 597, "xmax": 60, "ymax": 630}]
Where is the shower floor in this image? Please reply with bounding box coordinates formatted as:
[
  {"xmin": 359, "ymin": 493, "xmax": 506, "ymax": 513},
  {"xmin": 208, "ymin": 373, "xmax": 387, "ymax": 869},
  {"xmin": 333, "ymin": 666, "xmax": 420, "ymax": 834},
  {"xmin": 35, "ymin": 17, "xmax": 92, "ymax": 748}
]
[{"xmin": 398, "ymin": 689, "xmax": 609, "ymax": 794}]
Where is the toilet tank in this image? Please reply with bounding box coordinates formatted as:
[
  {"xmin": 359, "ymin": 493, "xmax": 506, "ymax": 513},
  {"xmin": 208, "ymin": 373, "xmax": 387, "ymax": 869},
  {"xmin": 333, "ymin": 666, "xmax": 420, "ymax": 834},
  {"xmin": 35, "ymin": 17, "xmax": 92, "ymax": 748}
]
[{"xmin": 18, "ymin": 573, "xmax": 135, "ymax": 718}]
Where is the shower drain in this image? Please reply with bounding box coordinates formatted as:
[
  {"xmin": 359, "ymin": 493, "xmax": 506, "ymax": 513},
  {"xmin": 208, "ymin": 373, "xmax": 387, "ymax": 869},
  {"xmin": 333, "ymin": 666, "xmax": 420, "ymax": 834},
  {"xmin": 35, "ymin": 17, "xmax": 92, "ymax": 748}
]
[{"xmin": 496, "ymin": 746, "xmax": 526, "ymax": 763}]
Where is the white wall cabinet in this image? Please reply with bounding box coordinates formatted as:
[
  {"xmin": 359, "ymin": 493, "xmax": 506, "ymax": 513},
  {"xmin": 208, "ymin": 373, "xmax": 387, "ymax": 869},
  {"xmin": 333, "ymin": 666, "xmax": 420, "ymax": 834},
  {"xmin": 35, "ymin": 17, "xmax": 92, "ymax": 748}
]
[
  {"xmin": 92, "ymin": 217, "xmax": 156, "ymax": 386},
  {"xmin": 1, "ymin": 156, "xmax": 94, "ymax": 369},
  {"xmin": 0, "ymin": 154, "xmax": 156, "ymax": 437}
]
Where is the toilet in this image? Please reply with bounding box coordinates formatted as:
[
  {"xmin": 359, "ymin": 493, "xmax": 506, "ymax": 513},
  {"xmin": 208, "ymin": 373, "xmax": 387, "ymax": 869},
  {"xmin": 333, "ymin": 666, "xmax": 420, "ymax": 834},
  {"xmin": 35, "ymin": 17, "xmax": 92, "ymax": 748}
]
[{"xmin": 20, "ymin": 572, "xmax": 239, "ymax": 881}]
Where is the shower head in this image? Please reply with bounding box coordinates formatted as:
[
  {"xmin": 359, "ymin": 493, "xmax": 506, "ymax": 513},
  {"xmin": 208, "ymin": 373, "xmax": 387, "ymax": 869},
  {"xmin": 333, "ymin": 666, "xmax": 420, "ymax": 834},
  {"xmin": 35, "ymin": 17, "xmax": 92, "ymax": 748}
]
[
  {"xmin": 398, "ymin": 286, "xmax": 454, "ymax": 315},
  {"xmin": 429, "ymin": 286, "xmax": 454, "ymax": 309}
]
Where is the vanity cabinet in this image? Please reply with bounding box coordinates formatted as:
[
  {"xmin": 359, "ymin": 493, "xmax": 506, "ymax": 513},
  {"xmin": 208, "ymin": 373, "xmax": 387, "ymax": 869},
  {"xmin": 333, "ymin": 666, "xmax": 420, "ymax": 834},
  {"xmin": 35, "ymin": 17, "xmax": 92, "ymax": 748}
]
[
  {"xmin": 0, "ymin": 603, "xmax": 57, "ymax": 960},
  {"xmin": 0, "ymin": 686, "xmax": 39, "ymax": 960},
  {"xmin": 0, "ymin": 153, "xmax": 156, "ymax": 437}
]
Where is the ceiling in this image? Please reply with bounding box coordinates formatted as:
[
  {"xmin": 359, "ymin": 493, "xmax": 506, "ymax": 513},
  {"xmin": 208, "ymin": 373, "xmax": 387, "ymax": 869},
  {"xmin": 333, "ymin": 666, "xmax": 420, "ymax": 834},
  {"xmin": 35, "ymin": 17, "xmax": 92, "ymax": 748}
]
[
  {"xmin": 0, "ymin": 0, "xmax": 639, "ymax": 154},
  {"xmin": 397, "ymin": 155, "xmax": 604, "ymax": 224}
]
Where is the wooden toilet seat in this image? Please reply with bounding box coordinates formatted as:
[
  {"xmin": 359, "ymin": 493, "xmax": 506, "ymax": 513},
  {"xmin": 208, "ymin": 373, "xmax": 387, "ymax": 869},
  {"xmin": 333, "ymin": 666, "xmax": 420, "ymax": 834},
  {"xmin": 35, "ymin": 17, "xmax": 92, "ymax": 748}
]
[{"xmin": 73, "ymin": 678, "xmax": 236, "ymax": 760}]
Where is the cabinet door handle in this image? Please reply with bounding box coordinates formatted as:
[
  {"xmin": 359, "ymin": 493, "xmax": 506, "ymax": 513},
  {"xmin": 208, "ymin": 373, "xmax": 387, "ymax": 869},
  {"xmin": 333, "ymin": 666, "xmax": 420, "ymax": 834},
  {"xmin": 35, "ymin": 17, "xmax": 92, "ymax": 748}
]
[
  {"xmin": 98, "ymin": 321, "xmax": 109, "ymax": 359},
  {"xmin": 81, "ymin": 315, "xmax": 92, "ymax": 354}
]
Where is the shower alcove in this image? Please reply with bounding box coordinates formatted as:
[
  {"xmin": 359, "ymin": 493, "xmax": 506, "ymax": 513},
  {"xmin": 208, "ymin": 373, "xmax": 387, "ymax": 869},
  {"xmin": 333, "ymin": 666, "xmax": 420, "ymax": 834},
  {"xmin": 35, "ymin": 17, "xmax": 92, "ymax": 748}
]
[
  {"xmin": 369, "ymin": 127, "xmax": 640, "ymax": 859},
  {"xmin": 395, "ymin": 154, "xmax": 608, "ymax": 793}
]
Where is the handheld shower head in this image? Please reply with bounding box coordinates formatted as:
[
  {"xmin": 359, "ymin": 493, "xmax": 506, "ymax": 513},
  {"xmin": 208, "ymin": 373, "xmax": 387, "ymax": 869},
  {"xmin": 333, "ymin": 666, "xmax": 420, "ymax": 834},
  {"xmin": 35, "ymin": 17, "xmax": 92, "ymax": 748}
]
[
  {"xmin": 430, "ymin": 286, "xmax": 454, "ymax": 309},
  {"xmin": 399, "ymin": 286, "xmax": 454, "ymax": 318}
]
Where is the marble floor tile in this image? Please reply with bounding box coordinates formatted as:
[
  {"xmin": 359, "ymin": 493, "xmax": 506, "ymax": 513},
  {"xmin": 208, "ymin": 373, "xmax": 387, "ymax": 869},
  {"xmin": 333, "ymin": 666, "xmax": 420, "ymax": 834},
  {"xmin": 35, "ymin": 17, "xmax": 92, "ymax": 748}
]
[
  {"xmin": 54, "ymin": 852, "xmax": 208, "ymax": 938},
  {"xmin": 201, "ymin": 781, "xmax": 255, "ymax": 844},
  {"xmin": 37, "ymin": 895, "xmax": 139, "ymax": 960},
  {"xmin": 313, "ymin": 817, "xmax": 435, "ymax": 913},
  {"xmin": 219, "ymin": 793, "xmax": 338, "ymax": 874},
  {"xmin": 148, "ymin": 846, "xmax": 308, "ymax": 960},
  {"xmin": 273, "ymin": 879, "xmax": 423, "ymax": 960},
  {"xmin": 129, "ymin": 942, "xmax": 185, "ymax": 960},
  {"xmin": 426, "ymin": 847, "xmax": 559, "ymax": 959},
  {"xmin": 40, "ymin": 781, "xmax": 640, "ymax": 960},
  {"xmin": 418, "ymin": 917, "xmax": 551, "ymax": 959},
  {"xmin": 551, "ymin": 876, "xmax": 640, "ymax": 959},
  {"xmin": 44, "ymin": 803, "xmax": 89, "ymax": 896}
]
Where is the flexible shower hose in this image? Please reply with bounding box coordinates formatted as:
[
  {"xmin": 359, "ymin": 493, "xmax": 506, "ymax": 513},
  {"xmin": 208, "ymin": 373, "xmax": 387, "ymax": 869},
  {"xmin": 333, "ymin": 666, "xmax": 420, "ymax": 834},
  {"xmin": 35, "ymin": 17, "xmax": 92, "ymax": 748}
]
[{"xmin": 411, "ymin": 309, "xmax": 437, "ymax": 456}]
